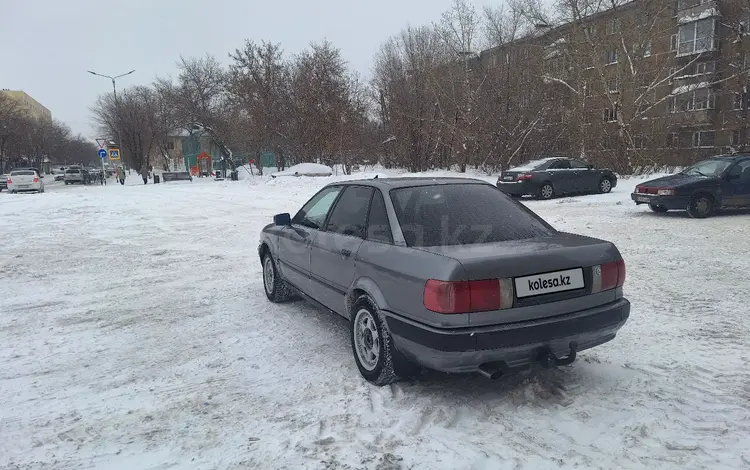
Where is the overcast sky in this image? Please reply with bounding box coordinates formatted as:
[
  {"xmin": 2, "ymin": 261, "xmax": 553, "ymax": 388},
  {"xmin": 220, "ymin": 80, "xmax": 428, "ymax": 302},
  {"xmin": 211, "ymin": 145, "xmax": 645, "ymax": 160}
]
[{"xmin": 1, "ymin": 0, "xmax": 494, "ymax": 138}]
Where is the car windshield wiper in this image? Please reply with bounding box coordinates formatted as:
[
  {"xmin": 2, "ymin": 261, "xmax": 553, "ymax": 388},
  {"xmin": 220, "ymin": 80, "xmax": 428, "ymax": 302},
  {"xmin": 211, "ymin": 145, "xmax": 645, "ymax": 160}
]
[{"xmin": 690, "ymin": 170, "xmax": 710, "ymax": 177}]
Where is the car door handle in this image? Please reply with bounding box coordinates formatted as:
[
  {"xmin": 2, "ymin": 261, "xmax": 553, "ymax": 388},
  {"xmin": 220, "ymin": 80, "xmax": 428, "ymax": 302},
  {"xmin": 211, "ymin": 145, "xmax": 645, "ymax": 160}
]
[{"xmin": 340, "ymin": 249, "xmax": 352, "ymax": 258}]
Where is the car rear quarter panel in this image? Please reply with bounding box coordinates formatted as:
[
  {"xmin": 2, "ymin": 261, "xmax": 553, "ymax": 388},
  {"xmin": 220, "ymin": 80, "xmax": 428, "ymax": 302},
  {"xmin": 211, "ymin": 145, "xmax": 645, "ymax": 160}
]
[{"xmin": 355, "ymin": 240, "xmax": 470, "ymax": 328}]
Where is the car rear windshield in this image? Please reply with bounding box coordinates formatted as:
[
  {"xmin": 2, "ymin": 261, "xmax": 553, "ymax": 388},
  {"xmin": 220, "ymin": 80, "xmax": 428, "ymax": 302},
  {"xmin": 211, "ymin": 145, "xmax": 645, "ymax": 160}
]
[
  {"xmin": 66, "ymin": 169, "xmax": 80, "ymax": 174},
  {"xmin": 11, "ymin": 171, "xmax": 35, "ymax": 176},
  {"xmin": 390, "ymin": 183, "xmax": 555, "ymax": 247}
]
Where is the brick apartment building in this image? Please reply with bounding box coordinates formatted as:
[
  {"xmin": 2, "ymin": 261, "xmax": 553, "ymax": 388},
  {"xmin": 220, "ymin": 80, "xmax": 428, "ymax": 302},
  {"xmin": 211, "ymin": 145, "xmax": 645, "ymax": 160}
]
[
  {"xmin": 0, "ymin": 89, "xmax": 52, "ymax": 122},
  {"xmin": 475, "ymin": 0, "xmax": 749, "ymax": 170}
]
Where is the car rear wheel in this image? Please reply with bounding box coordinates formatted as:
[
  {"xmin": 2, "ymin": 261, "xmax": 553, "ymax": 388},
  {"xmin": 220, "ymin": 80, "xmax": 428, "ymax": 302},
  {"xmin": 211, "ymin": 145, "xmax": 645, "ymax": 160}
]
[
  {"xmin": 351, "ymin": 296, "xmax": 417, "ymax": 386},
  {"xmin": 599, "ymin": 178, "xmax": 613, "ymax": 194},
  {"xmin": 262, "ymin": 253, "xmax": 293, "ymax": 302},
  {"xmin": 649, "ymin": 204, "xmax": 668, "ymax": 213},
  {"xmin": 538, "ymin": 182, "xmax": 555, "ymax": 200},
  {"xmin": 687, "ymin": 194, "xmax": 715, "ymax": 219}
]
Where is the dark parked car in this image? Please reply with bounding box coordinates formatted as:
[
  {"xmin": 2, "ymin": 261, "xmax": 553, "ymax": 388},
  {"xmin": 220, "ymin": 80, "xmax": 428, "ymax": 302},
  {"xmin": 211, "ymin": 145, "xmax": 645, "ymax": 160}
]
[
  {"xmin": 497, "ymin": 157, "xmax": 618, "ymax": 199},
  {"xmin": 631, "ymin": 155, "xmax": 750, "ymax": 218},
  {"xmin": 258, "ymin": 178, "xmax": 630, "ymax": 385}
]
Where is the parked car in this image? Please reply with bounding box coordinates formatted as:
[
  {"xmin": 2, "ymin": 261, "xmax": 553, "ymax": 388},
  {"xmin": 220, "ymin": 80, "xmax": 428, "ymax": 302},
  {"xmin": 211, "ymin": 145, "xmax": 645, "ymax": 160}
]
[
  {"xmin": 631, "ymin": 154, "xmax": 750, "ymax": 218},
  {"xmin": 64, "ymin": 168, "xmax": 88, "ymax": 185},
  {"xmin": 0, "ymin": 173, "xmax": 7, "ymax": 191},
  {"xmin": 270, "ymin": 163, "xmax": 333, "ymax": 178},
  {"xmin": 258, "ymin": 177, "xmax": 630, "ymax": 385},
  {"xmin": 497, "ymin": 157, "xmax": 618, "ymax": 199},
  {"xmin": 7, "ymin": 169, "xmax": 44, "ymax": 193}
]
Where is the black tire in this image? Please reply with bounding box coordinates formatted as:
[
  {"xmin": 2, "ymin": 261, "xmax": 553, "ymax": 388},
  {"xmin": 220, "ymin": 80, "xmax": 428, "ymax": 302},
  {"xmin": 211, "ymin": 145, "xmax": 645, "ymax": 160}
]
[
  {"xmin": 599, "ymin": 177, "xmax": 613, "ymax": 194},
  {"xmin": 649, "ymin": 204, "xmax": 668, "ymax": 213},
  {"xmin": 350, "ymin": 296, "xmax": 417, "ymax": 386},
  {"xmin": 538, "ymin": 182, "xmax": 555, "ymax": 200},
  {"xmin": 65, "ymin": 181, "xmax": 69, "ymax": 185},
  {"xmin": 262, "ymin": 252, "xmax": 293, "ymax": 302},
  {"xmin": 687, "ymin": 194, "xmax": 715, "ymax": 219}
]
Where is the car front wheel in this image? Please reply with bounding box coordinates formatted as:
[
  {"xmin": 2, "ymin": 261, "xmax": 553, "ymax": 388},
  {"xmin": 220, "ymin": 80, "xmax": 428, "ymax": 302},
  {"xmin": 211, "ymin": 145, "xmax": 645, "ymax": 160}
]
[
  {"xmin": 687, "ymin": 194, "xmax": 715, "ymax": 219},
  {"xmin": 538, "ymin": 182, "xmax": 555, "ymax": 200},
  {"xmin": 262, "ymin": 253, "xmax": 292, "ymax": 302}
]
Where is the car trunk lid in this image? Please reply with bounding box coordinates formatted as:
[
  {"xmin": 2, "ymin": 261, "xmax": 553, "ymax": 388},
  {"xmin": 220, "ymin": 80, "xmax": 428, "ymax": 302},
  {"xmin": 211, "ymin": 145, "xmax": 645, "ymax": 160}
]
[
  {"xmin": 10, "ymin": 173, "xmax": 36, "ymax": 185},
  {"xmin": 416, "ymin": 234, "xmax": 622, "ymax": 325}
]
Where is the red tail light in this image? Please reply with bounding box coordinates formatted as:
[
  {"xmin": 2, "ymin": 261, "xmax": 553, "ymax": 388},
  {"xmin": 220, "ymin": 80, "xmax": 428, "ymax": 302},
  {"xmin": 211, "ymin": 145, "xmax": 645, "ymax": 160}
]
[
  {"xmin": 517, "ymin": 174, "xmax": 533, "ymax": 181},
  {"xmin": 424, "ymin": 279, "xmax": 513, "ymax": 314},
  {"xmin": 593, "ymin": 259, "xmax": 626, "ymax": 293},
  {"xmin": 33, "ymin": 176, "xmax": 39, "ymax": 183},
  {"xmin": 6, "ymin": 177, "xmax": 12, "ymax": 184}
]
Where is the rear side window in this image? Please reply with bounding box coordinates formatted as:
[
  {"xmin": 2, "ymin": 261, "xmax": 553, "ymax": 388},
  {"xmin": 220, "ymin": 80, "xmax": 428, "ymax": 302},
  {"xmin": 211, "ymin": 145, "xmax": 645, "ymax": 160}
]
[
  {"xmin": 366, "ymin": 190, "xmax": 393, "ymax": 243},
  {"xmin": 292, "ymin": 186, "xmax": 342, "ymax": 229},
  {"xmin": 66, "ymin": 169, "xmax": 80, "ymax": 174},
  {"xmin": 390, "ymin": 184, "xmax": 554, "ymax": 247},
  {"xmin": 547, "ymin": 159, "xmax": 571, "ymax": 170},
  {"xmin": 11, "ymin": 171, "xmax": 35, "ymax": 176},
  {"xmin": 326, "ymin": 186, "xmax": 374, "ymax": 238}
]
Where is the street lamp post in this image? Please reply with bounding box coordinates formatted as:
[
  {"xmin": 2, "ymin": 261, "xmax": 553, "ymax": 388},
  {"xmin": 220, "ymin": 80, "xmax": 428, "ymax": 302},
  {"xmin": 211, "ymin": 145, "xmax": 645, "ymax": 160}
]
[{"xmin": 87, "ymin": 69, "xmax": 135, "ymax": 178}]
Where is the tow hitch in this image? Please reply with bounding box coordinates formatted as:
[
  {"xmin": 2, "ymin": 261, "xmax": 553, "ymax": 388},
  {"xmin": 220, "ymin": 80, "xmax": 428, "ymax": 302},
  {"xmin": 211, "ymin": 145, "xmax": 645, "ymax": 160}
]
[{"xmin": 538, "ymin": 341, "xmax": 578, "ymax": 368}]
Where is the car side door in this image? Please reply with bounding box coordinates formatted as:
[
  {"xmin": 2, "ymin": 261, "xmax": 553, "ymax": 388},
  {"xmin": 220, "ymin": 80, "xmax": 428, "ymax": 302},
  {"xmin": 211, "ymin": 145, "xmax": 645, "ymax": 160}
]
[
  {"xmin": 277, "ymin": 185, "xmax": 343, "ymax": 293},
  {"xmin": 545, "ymin": 159, "xmax": 572, "ymax": 194},
  {"xmin": 569, "ymin": 159, "xmax": 598, "ymax": 192},
  {"xmin": 722, "ymin": 159, "xmax": 750, "ymax": 208},
  {"xmin": 310, "ymin": 186, "xmax": 374, "ymax": 316}
]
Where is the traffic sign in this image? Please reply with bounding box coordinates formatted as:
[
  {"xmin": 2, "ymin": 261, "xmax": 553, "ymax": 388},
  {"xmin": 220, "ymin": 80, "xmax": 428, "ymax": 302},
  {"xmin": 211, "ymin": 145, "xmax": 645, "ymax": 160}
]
[
  {"xmin": 98, "ymin": 149, "xmax": 107, "ymax": 159},
  {"xmin": 108, "ymin": 148, "xmax": 121, "ymax": 160}
]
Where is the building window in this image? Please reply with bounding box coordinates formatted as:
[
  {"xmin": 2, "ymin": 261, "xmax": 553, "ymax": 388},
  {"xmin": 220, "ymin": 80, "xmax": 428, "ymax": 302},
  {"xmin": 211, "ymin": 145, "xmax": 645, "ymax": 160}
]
[
  {"xmin": 678, "ymin": 19, "xmax": 716, "ymax": 56},
  {"xmin": 696, "ymin": 61, "xmax": 715, "ymax": 74},
  {"xmin": 632, "ymin": 135, "xmax": 647, "ymax": 149},
  {"xmin": 584, "ymin": 25, "xmax": 596, "ymax": 40},
  {"xmin": 604, "ymin": 108, "xmax": 618, "ymax": 122},
  {"xmin": 670, "ymin": 34, "xmax": 678, "ymax": 51},
  {"xmin": 643, "ymin": 41, "xmax": 652, "ymax": 57},
  {"xmin": 167, "ymin": 141, "xmax": 175, "ymax": 150},
  {"xmin": 605, "ymin": 49, "xmax": 618, "ymax": 65},
  {"xmin": 607, "ymin": 78, "xmax": 620, "ymax": 93},
  {"xmin": 731, "ymin": 130, "xmax": 741, "ymax": 147},
  {"xmin": 733, "ymin": 93, "xmax": 744, "ymax": 110},
  {"xmin": 671, "ymin": 89, "xmax": 716, "ymax": 112},
  {"xmin": 606, "ymin": 18, "xmax": 621, "ymax": 35},
  {"xmin": 666, "ymin": 133, "xmax": 679, "ymax": 148},
  {"xmin": 692, "ymin": 130, "xmax": 715, "ymax": 148},
  {"xmin": 677, "ymin": 0, "xmax": 711, "ymax": 11}
]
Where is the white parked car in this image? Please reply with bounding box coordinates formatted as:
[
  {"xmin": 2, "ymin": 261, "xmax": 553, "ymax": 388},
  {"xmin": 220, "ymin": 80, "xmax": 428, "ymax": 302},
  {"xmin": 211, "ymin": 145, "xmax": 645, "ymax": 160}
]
[
  {"xmin": 270, "ymin": 163, "xmax": 333, "ymax": 178},
  {"xmin": 7, "ymin": 169, "xmax": 44, "ymax": 193}
]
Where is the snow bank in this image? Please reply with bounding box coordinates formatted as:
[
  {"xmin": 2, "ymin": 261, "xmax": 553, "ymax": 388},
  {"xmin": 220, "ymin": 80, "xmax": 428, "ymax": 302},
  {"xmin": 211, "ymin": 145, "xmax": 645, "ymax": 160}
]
[{"xmin": 671, "ymin": 81, "xmax": 709, "ymax": 95}]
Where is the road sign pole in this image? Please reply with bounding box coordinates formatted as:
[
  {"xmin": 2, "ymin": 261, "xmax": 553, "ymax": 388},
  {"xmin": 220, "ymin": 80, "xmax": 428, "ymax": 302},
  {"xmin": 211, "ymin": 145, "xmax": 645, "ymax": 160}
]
[{"xmin": 98, "ymin": 148, "xmax": 108, "ymax": 186}]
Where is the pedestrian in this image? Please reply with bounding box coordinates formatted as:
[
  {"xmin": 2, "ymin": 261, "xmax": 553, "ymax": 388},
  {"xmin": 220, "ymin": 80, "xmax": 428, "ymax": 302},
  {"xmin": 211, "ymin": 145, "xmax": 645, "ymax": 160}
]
[
  {"xmin": 117, "ymin": 166, "xmax": 126, "ymax": 185},
  {"xmin": 140, "ymin": 166, "xmax": 148, "ymax": 185},
  {"xmin": 100, "ymin": 171, "xmax": 105, "ymax": 185}
]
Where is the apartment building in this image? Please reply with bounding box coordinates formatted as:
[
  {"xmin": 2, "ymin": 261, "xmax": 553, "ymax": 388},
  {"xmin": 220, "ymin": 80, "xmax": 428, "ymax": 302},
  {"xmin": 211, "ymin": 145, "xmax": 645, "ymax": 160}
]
[
  {"xmin": 477, "ymin": 0, "xmax": 749, "ymax": 169},
  {"xmin": 0, "ymin": 89, "xmax": 52, "ymax": 121}
]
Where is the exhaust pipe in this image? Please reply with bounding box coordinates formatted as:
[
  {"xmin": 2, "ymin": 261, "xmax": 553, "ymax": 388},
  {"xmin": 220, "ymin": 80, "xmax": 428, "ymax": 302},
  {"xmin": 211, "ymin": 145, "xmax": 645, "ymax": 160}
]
[{"xmin": 478, "ymin": 363, "xmax": 504, "ymax": 380}]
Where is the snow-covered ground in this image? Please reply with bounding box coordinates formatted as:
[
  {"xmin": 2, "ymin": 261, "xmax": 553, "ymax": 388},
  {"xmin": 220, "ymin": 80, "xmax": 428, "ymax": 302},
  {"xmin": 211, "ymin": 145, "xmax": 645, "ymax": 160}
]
[{"xmin": 1, "ymin": 170, "xmax": 749, "ymax": 470}]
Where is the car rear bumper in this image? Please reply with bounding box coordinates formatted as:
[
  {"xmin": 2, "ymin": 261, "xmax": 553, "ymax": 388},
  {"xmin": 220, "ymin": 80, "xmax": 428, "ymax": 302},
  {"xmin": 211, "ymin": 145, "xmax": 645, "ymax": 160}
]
[
  {"xmin": 7, "ymin": 183, "xmax": 41, "ymax": 192},
  {"xmin": 631, "ymin": 193, "xmax": 689, "ymax": 209},
  {"xmin": 496, "ymin": 181, "xmax": 535, "ymax": 196},
  {"xmin": 385, "ymin": 298, "xmax": 630, "ymax": 374}
]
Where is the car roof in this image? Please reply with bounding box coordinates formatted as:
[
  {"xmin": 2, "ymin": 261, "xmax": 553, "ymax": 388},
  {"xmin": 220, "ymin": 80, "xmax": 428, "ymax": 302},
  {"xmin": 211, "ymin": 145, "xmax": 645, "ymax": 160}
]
[
  {"xmin": 325, "ymin": 176, "xmax": 490, "ymax": 189},
  {"xmin": 707, "ymin": 154, "xmax": 750, "ymax": 160}
]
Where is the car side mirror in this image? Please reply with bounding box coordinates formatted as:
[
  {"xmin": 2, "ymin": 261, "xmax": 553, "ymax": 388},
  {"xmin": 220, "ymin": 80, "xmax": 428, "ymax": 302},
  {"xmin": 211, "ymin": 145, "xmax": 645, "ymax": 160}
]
[
  {"xmin": 274, "ymin": 213, "xmax": 291, "ymax": 226},
  {"xmin": 587, "ymin": 165, "xmax": 593, "ymax": 170}
]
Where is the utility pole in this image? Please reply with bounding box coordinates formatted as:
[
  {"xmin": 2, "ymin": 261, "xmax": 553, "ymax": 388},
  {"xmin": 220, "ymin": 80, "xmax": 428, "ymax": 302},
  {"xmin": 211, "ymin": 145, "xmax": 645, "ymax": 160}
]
[{"xmin": 87, "ymin": 69, "xmax": 135, "ymax": 175}]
